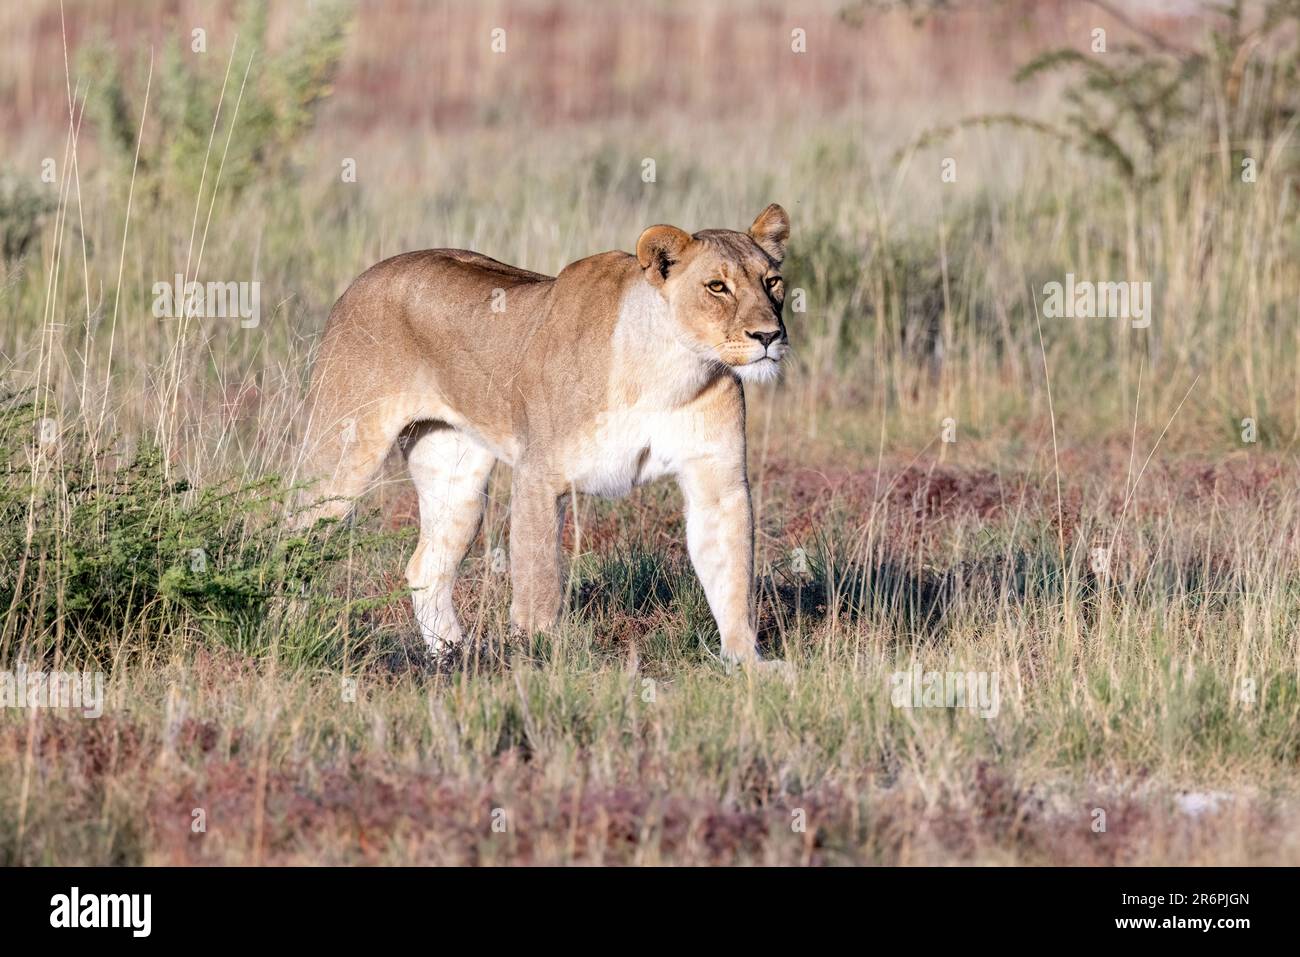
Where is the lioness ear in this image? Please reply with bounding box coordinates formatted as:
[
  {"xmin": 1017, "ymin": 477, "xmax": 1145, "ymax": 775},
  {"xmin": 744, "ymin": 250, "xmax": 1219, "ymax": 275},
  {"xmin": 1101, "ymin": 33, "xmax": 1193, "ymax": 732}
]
[
  {"xmin": 636, "ymin": 225, "xmax": 692, "ymax": 284},
  {"xmin": 748, "ymin": 203, "xmax": 790, "ymax": 263}
]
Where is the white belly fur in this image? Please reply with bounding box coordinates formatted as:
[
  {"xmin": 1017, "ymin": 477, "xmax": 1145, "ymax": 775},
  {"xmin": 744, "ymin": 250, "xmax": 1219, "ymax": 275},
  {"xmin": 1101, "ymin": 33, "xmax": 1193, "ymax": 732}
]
[{"xmin": 566, "ymin": 410, "xmax": 680, "ymax": 498}]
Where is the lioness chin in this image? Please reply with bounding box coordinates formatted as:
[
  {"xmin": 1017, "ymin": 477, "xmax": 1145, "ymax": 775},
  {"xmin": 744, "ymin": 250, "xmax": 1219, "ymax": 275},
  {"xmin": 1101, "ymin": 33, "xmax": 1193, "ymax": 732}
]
[{"xmin": 297, "ymin": 204, "xmax": 792, "ymax": 667}]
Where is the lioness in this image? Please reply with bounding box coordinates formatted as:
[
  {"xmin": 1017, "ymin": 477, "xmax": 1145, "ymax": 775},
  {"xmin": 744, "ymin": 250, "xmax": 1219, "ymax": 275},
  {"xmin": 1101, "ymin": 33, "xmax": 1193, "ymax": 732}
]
[{"xmin": 297, "ymin": 205, "xmax": 791, "ymax": 666}]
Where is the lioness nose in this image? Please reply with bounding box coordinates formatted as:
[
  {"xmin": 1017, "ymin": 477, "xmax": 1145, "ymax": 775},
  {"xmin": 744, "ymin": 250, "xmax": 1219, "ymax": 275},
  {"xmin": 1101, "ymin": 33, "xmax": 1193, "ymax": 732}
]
[{"xmin": 746, "ymin": 329, "xmax": 782, "ymax": 348}]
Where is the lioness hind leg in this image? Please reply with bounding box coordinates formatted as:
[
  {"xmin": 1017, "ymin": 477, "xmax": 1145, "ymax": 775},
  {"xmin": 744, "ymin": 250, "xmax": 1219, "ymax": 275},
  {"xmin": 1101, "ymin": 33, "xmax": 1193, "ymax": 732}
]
[
  {"xmin": 295, "ymin": 401, "xmax": 409, "ymax": 528},
  {"xmin": 404, "ymin": 425, "xmax": 496, "ymax": 652}
]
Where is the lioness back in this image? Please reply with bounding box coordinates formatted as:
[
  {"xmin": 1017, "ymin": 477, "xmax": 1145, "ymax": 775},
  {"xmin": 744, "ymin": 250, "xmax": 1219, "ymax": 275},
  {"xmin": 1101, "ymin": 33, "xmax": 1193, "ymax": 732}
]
[{"xmin": 306, "ymin": 248, "xmax": 645, "ymax": 470}]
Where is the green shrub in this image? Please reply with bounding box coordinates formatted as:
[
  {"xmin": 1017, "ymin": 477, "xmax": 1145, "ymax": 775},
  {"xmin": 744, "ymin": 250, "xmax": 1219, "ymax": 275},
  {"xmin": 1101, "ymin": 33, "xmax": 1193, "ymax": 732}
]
[
  {"xmin": 0, "ymin": 173, "xmax": 58, "ymax": 265},
  {"xmin": 0, "ymin": 393, "xmax": 404, "ymax": 665},
  {"xmin": 912, "ymin": 0, "xmax": 1300, "ymax": 186},
  {"xmin": 80, "ymin": 0, "xmax": 353, "ymax": 208}
]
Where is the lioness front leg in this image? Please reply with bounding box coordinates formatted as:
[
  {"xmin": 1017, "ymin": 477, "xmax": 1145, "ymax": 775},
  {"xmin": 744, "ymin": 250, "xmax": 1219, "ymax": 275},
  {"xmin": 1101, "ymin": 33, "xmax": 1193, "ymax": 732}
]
[
  {"xmin": 508, "ymin": 470, "xmax": 566, "ymax": 635},
  {"xmin": 678, "ymin": 458, "xmax": 761, "ymax": 664}
]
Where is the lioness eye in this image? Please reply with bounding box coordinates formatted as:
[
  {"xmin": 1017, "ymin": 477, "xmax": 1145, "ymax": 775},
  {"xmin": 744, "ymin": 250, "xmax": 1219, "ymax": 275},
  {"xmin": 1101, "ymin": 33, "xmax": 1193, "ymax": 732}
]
[
  {"xmin": 706, "ymin": 280, "xmax": 728, "ymax": 294},
  {"xmin": 766, "ymin": 276, "xmax": 783, "ymax": 292}
]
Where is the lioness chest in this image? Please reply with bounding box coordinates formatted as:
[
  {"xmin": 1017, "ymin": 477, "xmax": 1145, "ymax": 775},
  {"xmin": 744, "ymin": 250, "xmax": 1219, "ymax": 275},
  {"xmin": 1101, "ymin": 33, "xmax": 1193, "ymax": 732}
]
[
  {"xmin": 563, "ymin": 409, "xmax": 684, "ymax": 498},
  {"xmin": 553, "ymin": 279, "xmax": 713, "ymax": 498}
]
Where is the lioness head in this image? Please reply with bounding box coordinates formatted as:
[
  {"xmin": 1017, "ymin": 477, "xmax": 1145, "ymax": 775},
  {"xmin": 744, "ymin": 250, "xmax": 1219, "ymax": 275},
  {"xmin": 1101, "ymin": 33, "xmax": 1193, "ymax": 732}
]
[{"xmin": 635, "ymin": 204, "xmax": 791, "ymax": 383}]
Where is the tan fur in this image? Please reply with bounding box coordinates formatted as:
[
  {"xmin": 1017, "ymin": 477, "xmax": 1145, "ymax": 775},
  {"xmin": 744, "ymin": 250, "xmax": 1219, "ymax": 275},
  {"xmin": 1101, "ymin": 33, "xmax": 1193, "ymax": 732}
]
[{"xmin": 296, "ymin": 205, "xmax": 792, "ymax": 664}]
